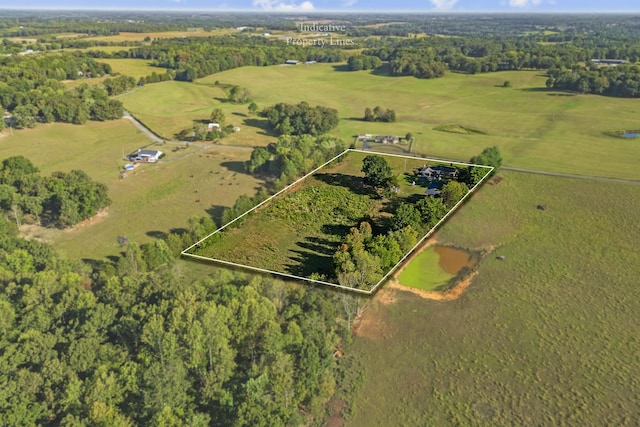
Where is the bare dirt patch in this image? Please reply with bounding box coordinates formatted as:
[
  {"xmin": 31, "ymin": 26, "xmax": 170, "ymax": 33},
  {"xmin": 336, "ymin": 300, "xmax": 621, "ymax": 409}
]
[
  {"xmin": 64, "ymin": 209, "xmax": 109, "ymax": 232},
  {"xmin": 18, "ymin": 209, "xmax": 109, "ymax": 242},
  {"xmin": 352, "ymin": 304, "xmax": 392, "ymax": 340},
  {"xmin": 387, "ymin": 272, "xmax": 478, "ymax": 301}
]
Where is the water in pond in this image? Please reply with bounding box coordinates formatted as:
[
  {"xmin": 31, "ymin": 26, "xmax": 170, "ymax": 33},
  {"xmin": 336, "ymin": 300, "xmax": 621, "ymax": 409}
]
[
  {"xmin": 435, "ymin": 245, "xmax": 477, "ymax": 274},
  {"xmin": 398, "ymin": 245, "xmax": 476, "ymax": 291},
  {"xmin": 622, "ymin": 132, "xmax": 640, "ymax": 138}
]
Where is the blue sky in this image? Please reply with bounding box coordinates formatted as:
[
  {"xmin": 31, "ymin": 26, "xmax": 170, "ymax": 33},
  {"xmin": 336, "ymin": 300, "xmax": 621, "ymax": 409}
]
[{"xmin": 3, "ymin": 0, "xmax": 639, "ymax": 12}]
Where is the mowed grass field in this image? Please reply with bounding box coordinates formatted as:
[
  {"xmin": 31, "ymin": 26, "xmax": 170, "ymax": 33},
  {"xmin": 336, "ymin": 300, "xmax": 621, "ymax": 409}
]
[
  {"xmin": 119, "ymin": 62, "xmax": 640, "ymax": 179},
  {"xmin": 120, "ymin": 80, "xmax": 274, "ymax": 146},
  {"xmin": 0, "ymin": 121, "xmax": 261, "ymax": 260},
  {"xmin": 101, "ymin": 58, "xmax": 164, "ymax": 80},
  {"xmin": 346, "ymin": 171, "xmax": 640, "ymax": 426},
  {"xmin": 64, "ymin": 59, "xmax": 162, "ymax": 89}
]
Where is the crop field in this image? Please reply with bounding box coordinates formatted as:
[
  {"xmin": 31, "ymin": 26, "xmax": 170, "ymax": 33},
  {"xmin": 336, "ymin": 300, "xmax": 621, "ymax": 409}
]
[
  {"xmin": 0, "ymin": 120, "xmax": 260, "ymax": 260},
  {"xmin": 346, "ymin": 171, "xmax": 640, "ymax": 426},
  {"xmin": 187, "ymin": 150, "xmax": 469, "ymax": 291}
]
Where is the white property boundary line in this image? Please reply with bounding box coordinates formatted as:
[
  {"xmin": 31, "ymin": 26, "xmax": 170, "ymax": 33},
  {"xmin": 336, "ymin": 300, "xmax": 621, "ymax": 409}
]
[{"xmin": 181, "ymin": 149, "xmax": 494, "ymax": 295}]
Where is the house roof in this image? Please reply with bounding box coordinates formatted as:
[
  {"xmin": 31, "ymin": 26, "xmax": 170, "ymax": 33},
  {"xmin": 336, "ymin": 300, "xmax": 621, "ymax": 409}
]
[{"xmin": 137, "ymin": 149, "xmax": 163, "ymax": 157}]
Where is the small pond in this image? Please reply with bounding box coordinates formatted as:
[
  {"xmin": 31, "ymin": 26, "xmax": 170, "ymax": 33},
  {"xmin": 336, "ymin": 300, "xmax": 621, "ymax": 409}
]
[
  {"xmin": 398, "ymin": 245, "xmax": 477, "ymax": 291},
  {"xmin": 622, "ymin": 132, "xmax": 640, "ymax": 138}
]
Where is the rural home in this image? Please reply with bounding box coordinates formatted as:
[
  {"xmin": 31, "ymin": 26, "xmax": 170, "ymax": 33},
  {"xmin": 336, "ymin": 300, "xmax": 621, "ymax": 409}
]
[
  {"xmin": 418, "ymin": 165, "xmax": 458, "ymax": 179},
  {"xmin": 128, "ymin": 149, "xmax": 164, "ymax": 163},
  {"xmin": 285, "ymin": 59, "xmax": 299, "ymax": 65},
  {"xmin": 375, "ymin": 135, "xmax": 399, "ymax": 144}
]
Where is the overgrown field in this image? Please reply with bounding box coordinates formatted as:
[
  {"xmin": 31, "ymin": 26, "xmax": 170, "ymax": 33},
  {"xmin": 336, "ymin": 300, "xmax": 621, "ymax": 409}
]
[
  {"xmin": 346, "ymin": 171, "xmax": 640, "ymax": 425},
  {"xmin": 0, "ymin": 120, "xmax": 261, "ymax": 260},
  {"xmin": 121, "ymin": 62, "xmax": 640, "ymax": 179},
  {"xmin": 189, "ymin": 151, "xmax": 447, "ymax": 287}
]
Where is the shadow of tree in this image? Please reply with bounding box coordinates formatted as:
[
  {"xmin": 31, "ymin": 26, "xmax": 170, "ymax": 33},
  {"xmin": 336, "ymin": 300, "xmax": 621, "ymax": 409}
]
[
  {"xmin": 313, "ymin": 173, "xmax": 373, "ymax": 196},
  {"xmin": 205, "ymin": 205, "xmax": 226, "ymax": 228},
  {"xmin": 146, "ymin": 230, "xmax": 167, "ymax": 239},
  {"xmin": 220, "ymin": 161, "xmax": 247, "ymax": 174}
]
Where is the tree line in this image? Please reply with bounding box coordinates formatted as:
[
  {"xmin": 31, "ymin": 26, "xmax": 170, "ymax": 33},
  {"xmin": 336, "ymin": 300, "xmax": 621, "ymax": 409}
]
[
  {"xmin": 261, "ymin": 102, "xmax": 339, "ymax": 137},
  {"xmin": 0, "ymin": 156, "xmax": 111, "ymax": 229},
  {"xmin": 0, "ymin": 52, "xmax": 125, "ymax": 127}
]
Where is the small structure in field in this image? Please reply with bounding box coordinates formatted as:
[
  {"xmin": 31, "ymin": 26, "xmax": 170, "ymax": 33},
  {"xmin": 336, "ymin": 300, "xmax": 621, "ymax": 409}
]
[
  {"xmin": 285, "ymin": 59, "xmax": 299, "ymax": 65},
  {"xmin": 127, "ymin": 149, "xmax": 164, "ymax": 163}
]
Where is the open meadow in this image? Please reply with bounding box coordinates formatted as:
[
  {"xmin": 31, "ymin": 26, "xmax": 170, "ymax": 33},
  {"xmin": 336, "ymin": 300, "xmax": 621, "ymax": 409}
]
[
  {"xmin": 119, "ymin": 62, "xmax": 640, "ymax": 180},
  {"xmin": 345, "ymin": 170, "xmax": 640, "ymax": 426},
  {"xmin": 0, "ymin": 120, "xmax": 260, "ymax": 260},
  {"xmin": 81, "ymin": 28, "xmax": 237, "ymax": 43}
]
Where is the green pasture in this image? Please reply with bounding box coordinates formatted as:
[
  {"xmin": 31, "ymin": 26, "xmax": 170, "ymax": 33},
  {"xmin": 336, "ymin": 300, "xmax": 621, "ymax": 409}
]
[
  {"xmin": 119, "ymin": 80, "xmax": 269, "ymax": 144},
  {"xmin": 101, "ymin": 58, "xmax": 164, "ymax": 80},
  {"xmin": 0, "ymin": 120, "xmax": 260, "ymax": 260},
  {"xmin": 396, "ymin": 246, "xmax": 453, "ymax": 291},
  {"xmin": 346, "ymin": 171, "xmax": 640, "ymax": 426},
  {"xmin": 190, "ymin": 64, "xmax": 640, "ymax": 179}
]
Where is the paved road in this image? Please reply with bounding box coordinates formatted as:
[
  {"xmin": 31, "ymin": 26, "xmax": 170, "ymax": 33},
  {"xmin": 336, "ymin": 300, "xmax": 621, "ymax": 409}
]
[{"xmin": 122, "ymin": 110, "xmax": 254, "ymax": 152}]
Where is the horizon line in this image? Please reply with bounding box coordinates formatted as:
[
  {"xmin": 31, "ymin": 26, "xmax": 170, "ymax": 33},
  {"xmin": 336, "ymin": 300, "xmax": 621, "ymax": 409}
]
[{"xmin": 2, "ymin": 7, "xmax": 640, "ymax": 14}]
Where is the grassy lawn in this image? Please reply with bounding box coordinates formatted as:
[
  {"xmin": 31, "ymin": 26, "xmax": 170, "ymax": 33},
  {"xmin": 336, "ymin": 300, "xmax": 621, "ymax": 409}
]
[
  {"xmin": 345, "ymin": 171, "xmax": 640, "ymax": 426},
  {"xmin": 396, "ymin": 246, "xmax": 453, "ymax": 291},
  {"xmin": 0, "ymin": 120, "xmax": 261, "ymax": 261},
  {"xmin": 189, "ymin": 151, "xmax": 448, "ymax": 288}
]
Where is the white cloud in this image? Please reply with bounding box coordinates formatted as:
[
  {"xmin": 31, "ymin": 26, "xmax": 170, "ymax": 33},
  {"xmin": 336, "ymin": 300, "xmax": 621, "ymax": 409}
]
[
  {"xmin": 430, "ymin": 0, "xmax": 459, "ymax": 10},
  {"xmin": 343, "ymin": 0, "xmax": 358, "ymax": 6},
  {"xmin": 508, "ymin": 0, "xmax": 542, "ymax": 7},
  {"xmin": 253, "ymin": 0, "xmax": 315, "ymax": 10}
]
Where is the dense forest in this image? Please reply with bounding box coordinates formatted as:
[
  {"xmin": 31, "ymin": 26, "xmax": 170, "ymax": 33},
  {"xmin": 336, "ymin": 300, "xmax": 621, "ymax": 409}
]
[
  {"xmin": 0, "ymin": 230, "xmax": 353, "ymax": 426},
  {"xmin": 0, "ymin": 53, "xmax": 125, "ymax": 127}
]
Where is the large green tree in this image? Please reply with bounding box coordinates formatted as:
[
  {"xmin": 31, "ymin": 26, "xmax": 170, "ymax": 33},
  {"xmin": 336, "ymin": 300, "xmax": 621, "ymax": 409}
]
[{"xmin": 361, "ymin": 155, "xmax": 393, "ymax": 188}]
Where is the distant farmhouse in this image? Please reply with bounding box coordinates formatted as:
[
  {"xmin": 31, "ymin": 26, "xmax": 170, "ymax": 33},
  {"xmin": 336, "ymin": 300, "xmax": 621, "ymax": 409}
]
[
  {"xmin": 127, "ymin": 149, "xmax": 164, "ymax": 163},
  {"xmin": 285, "ymin": 59, "xmax": 299, "ymax": 65},
  {"xmin": 591, "ymin": 59, "xmax": 627, "ymax": 66}
]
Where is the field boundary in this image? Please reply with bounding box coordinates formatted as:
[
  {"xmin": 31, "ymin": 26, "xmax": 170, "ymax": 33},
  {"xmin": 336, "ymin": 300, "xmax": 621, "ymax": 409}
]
[{"xmin": 181, "ymin": 148, "xmax": 493, "ymax": 294}]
